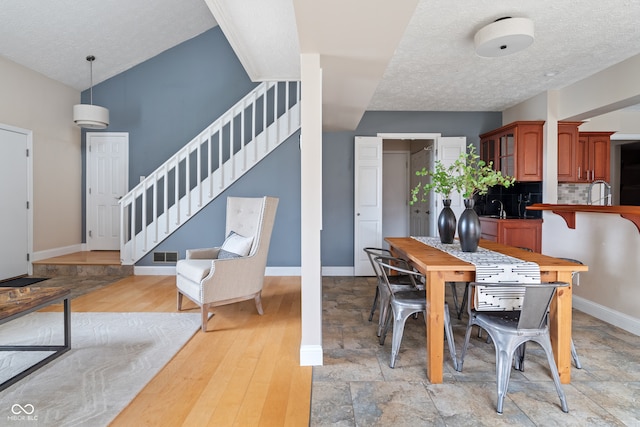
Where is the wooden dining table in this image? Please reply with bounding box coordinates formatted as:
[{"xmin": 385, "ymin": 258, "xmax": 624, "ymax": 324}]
[{"xmin": 385, "ymin": 237, "xmax": 588, "ymax": 384}]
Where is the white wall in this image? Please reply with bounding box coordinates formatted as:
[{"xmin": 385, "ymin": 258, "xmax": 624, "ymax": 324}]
[
  {"xmin": 542, "ymin": 212, "xmax": 640, "ymax": 334},
  {"xmin": 503, "ymin": 54, "xmax": 640, "ymax": 335},
  {"xmin": 0, "ymin": 56, "xmax": 82, "ymax": 253}
]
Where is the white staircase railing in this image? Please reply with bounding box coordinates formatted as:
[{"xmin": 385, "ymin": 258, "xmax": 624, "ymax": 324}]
[{"xmin": 119, "ymin": 81, "xmax": 300, "ymax": 265}]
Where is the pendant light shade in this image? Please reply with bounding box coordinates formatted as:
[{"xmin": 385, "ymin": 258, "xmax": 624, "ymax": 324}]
[
  {"xmin": 474, "ymin": 17, "xmax": 534, "ymax": 57},
  {"xmin": 73, "ymin": 55, "xmax": 109, "ymax": 129},
  {"xmin": 73, "ymin": 104, "xmax": 110, "ymax": 129}
]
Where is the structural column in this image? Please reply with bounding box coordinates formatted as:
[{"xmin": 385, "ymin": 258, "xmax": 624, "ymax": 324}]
[{"xmin": 299, "ymin": 53, "xmax": 323, "ymax": 365}]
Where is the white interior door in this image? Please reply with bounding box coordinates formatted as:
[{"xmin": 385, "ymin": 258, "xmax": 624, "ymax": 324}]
[
  {"xmin": 430, "ymin": 137, "xmax": 467, "ymax": 235},
  {"xmin": 0, "ymin": 125, "xmax": 31, "ymax": 280},
  {"xmin": 86, "ymin": 133, "xmax": 129, "ymax": 250},
  {"xmin": 354, "ymin": 136, "xmax": 382, "ymax": 276},
  {"xmin": 382, "ymin": 151, "xmax": 409, "ymax": 241},
  {"xmin": 410, "ymin": 146, "xmax": 433, "ymax": 236}
]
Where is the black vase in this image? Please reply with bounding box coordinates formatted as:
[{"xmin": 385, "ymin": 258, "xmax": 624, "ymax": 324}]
[
  {"xmin": 438, "ymin": 199, "xmax": 456, "ymax": 244},
  {"xmin": 458, "ymin": 198, "xmax": 481, "ymax": 252}
]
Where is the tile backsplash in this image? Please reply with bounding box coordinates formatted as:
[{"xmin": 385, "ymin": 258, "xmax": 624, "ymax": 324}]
[{"xmin": 558, "ymin": 183, "xmax": 590, "ymax": 204}]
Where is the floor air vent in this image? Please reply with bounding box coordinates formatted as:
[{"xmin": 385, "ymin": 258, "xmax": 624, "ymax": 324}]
[{"xmin": 153, "ymin": 252, "xmax": 178, "ymax": 263}]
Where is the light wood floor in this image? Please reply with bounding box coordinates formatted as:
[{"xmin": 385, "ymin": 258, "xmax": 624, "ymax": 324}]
[
  {"xmin": 44, "ymin": 273, "xmax": 311, "ymax": 426},
  {"xmin": 32, "ymin": 250, "xmax": 121, "ymax": 265}
]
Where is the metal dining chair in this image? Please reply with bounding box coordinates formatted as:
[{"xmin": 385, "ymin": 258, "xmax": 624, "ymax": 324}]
[
  {"xmin": 457, "ymin": 281, "xmax": 570, "ymax": 414},
  {"xmin": 375, "ymin": 256, "xmax": 458, "ymax": 370},
  {"xmin": 515, "ymin": 257, "xmax": 584, "ymax": 371},
  {"xmin": 363, "ymin": 248, "xmax": 417, "ymax": 334}
]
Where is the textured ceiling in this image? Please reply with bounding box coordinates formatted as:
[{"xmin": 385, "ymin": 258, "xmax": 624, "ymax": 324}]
[
  {"xmin": 369, "ymin": 0, "xmax": 640, "ymax": 112},
  {"xmin": 0, "ymin": 0, "xmax": 216, "ymax": 91},
  {"xmin": 1, "ymin": 0, "xmax": 639, "ymax": 129}
]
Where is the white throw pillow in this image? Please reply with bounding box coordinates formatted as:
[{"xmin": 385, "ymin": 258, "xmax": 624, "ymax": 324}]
[{"xmin": 220, "ymin": 231, "xmax": 254, "ymax": 257}]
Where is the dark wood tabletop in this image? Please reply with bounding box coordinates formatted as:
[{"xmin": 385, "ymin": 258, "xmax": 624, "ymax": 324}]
[{"xmin": 0, "ymin": 287, "xmax": 70, "ymax": 321}]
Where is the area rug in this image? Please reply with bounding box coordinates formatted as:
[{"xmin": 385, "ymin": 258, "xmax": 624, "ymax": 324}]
[
  {"xmin": 0, "ymin": 277, "xmax": 48, "ymax": 287},
  {"xmin": 0, "ymin": 312, "xmax": 202, "ymax": 426}
]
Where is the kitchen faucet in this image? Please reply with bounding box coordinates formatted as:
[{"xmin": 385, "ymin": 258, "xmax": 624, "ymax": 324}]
[
  {"xmin": 492, "ymin": 199, "xmax": 506, "ymax": 218},
  {"xmin": 587, "ymin": 180, "xmax": 612, "ymax": 205}
]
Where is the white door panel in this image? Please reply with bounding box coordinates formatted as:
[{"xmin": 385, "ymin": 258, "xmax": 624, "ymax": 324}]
[
  {"xmin": 0, "ymin": 126, "xmax": 30, "ymax": 280},
  {"xmin": 87, "ymin": 133, "xmax": 129, "ymax": 250},
  {"xmin": 430, "ymin": 137, "xmax": 466, "ymax": 235},
  {"xmin": 382, "ymin": 152, "xmax": 409, "ymax": 242},
  {"xmin": 354, "ymin": 136, "xmax": 382, "ymax": 276},
  {"xmin": 410, "ymin": 146, "xmax": 433, "ymax": 236}
]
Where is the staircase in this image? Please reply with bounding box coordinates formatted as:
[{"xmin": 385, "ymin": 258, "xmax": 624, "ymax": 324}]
[{"xmin": 119, "ymin": 81, "xmax": 301, "ymax": 265}]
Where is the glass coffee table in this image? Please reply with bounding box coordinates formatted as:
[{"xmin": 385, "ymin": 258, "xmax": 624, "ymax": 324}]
[{"xmin": 0, "ymin": 286, "xmax": 71, "ymax": 391}]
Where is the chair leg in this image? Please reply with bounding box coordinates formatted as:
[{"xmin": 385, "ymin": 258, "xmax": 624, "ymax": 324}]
[
  {"xmin": 369, "ymin": 286, "xmax": 379, "ymax": 322},
  {"xmin": 379, "ymin": 306, "xmax": 392, "ymax": 345},
  {"xmin": 458, "ymin": 283, "xmax": 470, "ymax": 319},
  {"xmin": 514, "ymin": 339, "xmax": 581, "ymax": 371},
  {"xmin": 514, "ymin": 343, "xmax": 526, "ymax": 371},
  {"xmin": 201, "ymin": 304, "xmax": 210, "ymax": 333},
  {"xmin": 538, "ymin": 336, "xmax": 569, "ymax": 413},
  {"xmin": 449, "ymin": 282, "xmax": 460, "ymax": 316},
  {"xmin": 377, "ymin": 288, "xmax": 390, "ymax": 338},
  {"xmin": 390, "ymin": 308, "xmax": 409, "ymax": 368},
  {"xmin": 443, "ymin": 304, "xmax": 458, "ymax": 371},
  {"xmin": 177, "ymin": 291, "xmax": 184, "ymax": 311},
  {"xmin": 255, "ymin": 292, "xmax": 264, "ymax": 315},
  {"xmin": 457, "ymin": 320, "xmax": 475, "ymax": 372},
  {"xmin": 495, "ymin": 345, "xmax": 515, "ymax": 414},
  {"xmin": 571, "ymin": 339, "xmax": 582, "ymax": 369}
]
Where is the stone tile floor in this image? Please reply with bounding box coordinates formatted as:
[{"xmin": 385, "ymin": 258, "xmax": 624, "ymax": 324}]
[{"xmin": 310, "ymin": 276, "xmax": 640, "ymax": 426}]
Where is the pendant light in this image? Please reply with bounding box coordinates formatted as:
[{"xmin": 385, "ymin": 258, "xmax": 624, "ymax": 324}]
[{"xmin": 73, "ymin": 55, "xmax": 109, "ymax": 129}]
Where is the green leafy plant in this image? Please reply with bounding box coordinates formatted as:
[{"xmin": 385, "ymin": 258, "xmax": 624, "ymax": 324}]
[
  {"xmin": 410, "ymin": 144, "xmax": 515, "ymax": 204},
  {"xmin": 453, "ymin": 144, "xmax": 515, "ymax": 198},
  {"xmin": 410, "ymin": 160, "xmax": 457, "ymax": 205}
]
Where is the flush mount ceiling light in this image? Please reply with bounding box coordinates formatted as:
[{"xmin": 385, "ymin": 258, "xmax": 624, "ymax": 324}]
[
  {"xmin": 474, "ymin": 17, "xmax": 534, "ymax": 57},
  {"xmin": 73, "ymin": 55, "xmax": 109, "ymax": 129}
]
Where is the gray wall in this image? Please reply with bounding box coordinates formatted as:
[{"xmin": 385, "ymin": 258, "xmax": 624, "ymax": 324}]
[
  {"xmin": 80, "ymin": 26, "xmax": 501, "ymax": 268},
  {"xmin": 80, "ymin": 27, "xmax": 301, "ymax": 266},
  {"xmin": 321, "ymin": 111, "xmax": 502, "ymax": 267}
]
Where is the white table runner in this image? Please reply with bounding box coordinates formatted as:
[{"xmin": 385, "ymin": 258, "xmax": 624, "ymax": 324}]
[{"xmin": 411, "ymin": 236, "xmax": 540, "ymax": 310}]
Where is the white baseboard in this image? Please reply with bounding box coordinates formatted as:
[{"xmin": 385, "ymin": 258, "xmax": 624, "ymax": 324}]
[
  {"xmin": 300, "ymin": 345, "xmax": 323, "ymax": 366},
  {"xmin": 265, "ymin": 266, "xmax": 300, "ymax": 276},
  {"xmin": 133, "ymin": 265, "xmax": 302, "ymax": 276},
  {"xmin": 32, "ymin": 244, "xmax": 85, "ymax": 262},
  {"xmin": 134, "ymin": 266, "xmax": 176, "ymax": 275},
  {"xmin": 573, "ymin": 295, "xmax": 640, "ymax": 336},
  {"xmin": 322, "ymin": 266, "xmax": 354, "ymax": 276},
  {"xmin": 132, "ymin": 265, "xmax": 354, "ymax": 277}
]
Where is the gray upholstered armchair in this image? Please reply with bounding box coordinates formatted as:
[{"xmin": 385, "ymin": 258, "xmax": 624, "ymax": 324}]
[{"xmin": 176, "ymin": 196, "xmax": 279, "ymax": 332}]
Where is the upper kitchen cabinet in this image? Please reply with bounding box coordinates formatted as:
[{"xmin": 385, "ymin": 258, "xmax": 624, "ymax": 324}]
[
  {"xmin": 579, "ymin": 132, "xmax": 614, "ymax": 183},
  {"xmin": 480, "ymin": 121, "xmax": 544, "ymax": 182},
  {"xmin": 557, "ymin": 121, "xmax": 582, "ymax": 182},
  {"xmin": 557, "ymin": 123, "xmax": 614, "ymax": 183}
]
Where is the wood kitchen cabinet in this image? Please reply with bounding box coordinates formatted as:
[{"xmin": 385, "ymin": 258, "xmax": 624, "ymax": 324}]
[
  {"xmin": 578, "ymin": 132, "xmax": 613, "ymax": 182},
  {"xmin": 479, "ymin": 217, "xmax": 543, "ymax": 253},
  {"xmin": 479, "ymin": 121, "xmax": 544, "ymax": 181},
  {"xmin": 557, "ymin": 121, "xmax": 582, "ymax": 182},
  {"xmin": 557, "ymin": 126, "xmax": 613, "ymax": 183}
]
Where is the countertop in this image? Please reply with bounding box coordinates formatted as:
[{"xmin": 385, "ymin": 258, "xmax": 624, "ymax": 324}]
[{"xmin": 527, "ymin": 203, "xmax": 640, "ymax": 231}]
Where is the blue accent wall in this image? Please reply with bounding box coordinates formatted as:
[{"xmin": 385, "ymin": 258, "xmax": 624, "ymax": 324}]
[{"xmin": 81, "ymin": 26, "xmax": 501, "ymax": 268}]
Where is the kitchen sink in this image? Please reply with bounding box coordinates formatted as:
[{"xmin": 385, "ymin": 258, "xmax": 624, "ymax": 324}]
[{"xmin": 480, "ymin": 215, "xmax": 528, "ymax": 219}]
